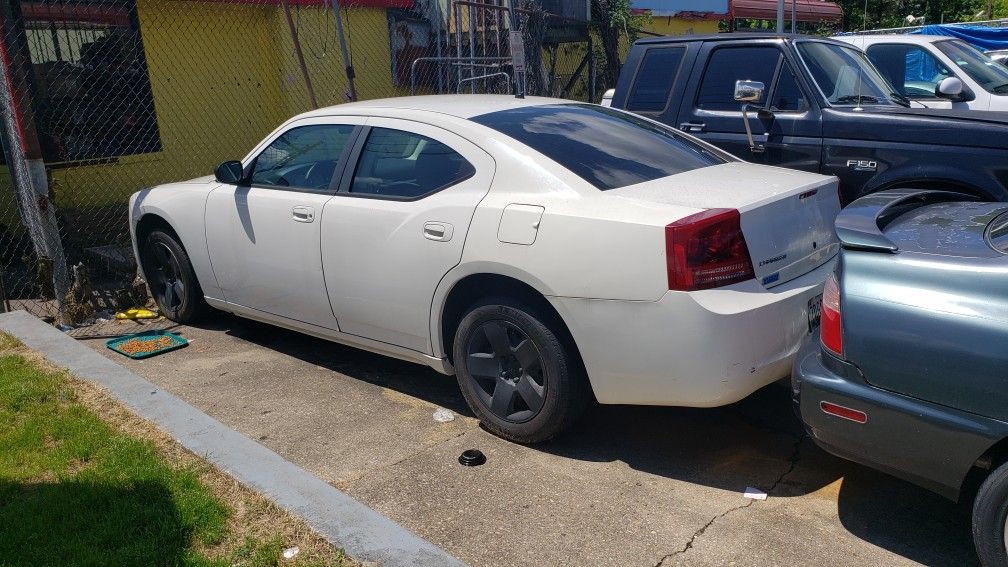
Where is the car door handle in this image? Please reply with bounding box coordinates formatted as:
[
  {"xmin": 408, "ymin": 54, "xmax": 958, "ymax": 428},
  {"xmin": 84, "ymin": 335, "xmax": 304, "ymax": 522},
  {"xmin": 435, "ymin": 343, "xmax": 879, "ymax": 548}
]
[
  {"xmin": 292, "ymin": 206, "xmax": 315, "ymax": 223},
  {"xmin": 423, "ymin": 222, "xmax": 453, "ymax": 242},
  {"xmin": 680, "ymin": 122, "xmax": 705, "ymax": 132}
]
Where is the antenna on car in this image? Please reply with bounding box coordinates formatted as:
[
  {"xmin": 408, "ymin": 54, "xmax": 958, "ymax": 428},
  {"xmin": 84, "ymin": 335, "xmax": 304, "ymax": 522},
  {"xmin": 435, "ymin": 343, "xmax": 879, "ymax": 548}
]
[{"xmin": 854, "ymin": 63, "xmax": 864, "ymax": 111}]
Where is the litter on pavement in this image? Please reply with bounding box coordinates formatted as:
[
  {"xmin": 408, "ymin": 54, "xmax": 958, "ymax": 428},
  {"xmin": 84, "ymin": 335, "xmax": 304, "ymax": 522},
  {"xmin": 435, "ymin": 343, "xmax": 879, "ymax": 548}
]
[
  {"xmin": 432, "ymin": 407, "xmax": 455, "ymax": 422},
  {"xmin": 744, "ymin": 487, "xmax": 768, "ymax": 500}
]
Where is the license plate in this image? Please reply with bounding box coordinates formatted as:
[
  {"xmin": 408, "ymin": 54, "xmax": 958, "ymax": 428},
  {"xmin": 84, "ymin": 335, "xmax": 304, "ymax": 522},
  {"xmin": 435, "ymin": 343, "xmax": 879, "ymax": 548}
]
[{"xmin": 807, "ymin": 294, "xmax": 823, "ymax": 333}]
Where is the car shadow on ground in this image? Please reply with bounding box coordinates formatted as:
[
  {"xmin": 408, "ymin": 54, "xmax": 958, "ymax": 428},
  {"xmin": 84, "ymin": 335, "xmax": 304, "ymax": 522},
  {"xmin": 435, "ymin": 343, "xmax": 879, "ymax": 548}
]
[
  {"xmin": 193, "ymin": 313, "xmax": 978, "ymax": 565},
  {"xmin": 836, "ymin": 465, "xmax": 978, "ymax": 566}
]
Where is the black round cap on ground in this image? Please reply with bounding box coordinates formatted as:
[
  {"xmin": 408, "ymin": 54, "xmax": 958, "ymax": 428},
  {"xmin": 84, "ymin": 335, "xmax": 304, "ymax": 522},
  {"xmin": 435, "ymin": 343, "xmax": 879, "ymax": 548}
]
[{"xmin": 458, "ymin": 449, "xmax": 486, "ymax": 466}]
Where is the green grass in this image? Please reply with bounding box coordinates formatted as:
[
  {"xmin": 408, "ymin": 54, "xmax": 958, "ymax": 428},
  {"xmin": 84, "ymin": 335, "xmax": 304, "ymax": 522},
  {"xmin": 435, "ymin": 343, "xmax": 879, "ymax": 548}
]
[{"xmin": 0, "ymin": 347, "xmax": 346, "ymax": 567}]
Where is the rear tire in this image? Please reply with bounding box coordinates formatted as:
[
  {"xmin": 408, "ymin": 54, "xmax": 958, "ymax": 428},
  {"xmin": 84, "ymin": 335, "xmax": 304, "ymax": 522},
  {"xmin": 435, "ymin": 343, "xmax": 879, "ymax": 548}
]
[
  {"xmin": 140, "ymin": 229, "xmax": 208, "ymax": 323},
  {"xmin": 453, "ymin": 297, "xmax": 588, "ymax": 444},
  {"xmin": 973, "ymin": 461, "xmax": 1008, "ymax": 567}
]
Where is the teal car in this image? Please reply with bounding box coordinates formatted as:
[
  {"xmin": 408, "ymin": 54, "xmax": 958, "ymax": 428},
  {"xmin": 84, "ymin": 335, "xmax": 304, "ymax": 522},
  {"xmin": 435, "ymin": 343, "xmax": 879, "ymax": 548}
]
[{"xmin": 793, "ymin": 188, "xmax": 1008, "ymax": 566}]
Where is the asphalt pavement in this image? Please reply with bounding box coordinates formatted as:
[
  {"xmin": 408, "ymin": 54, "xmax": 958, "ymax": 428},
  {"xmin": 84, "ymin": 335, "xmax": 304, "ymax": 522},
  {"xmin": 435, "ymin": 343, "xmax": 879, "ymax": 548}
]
[{"xmin": 83, "ymin": 313, "xmax": 978, "ymax": 566}]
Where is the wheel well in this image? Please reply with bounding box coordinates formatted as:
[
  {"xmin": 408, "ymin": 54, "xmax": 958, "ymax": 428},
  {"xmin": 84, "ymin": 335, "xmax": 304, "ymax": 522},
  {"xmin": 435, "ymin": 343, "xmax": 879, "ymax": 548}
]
[
  {"xmin": 960, "ymin": 437, "xmax": 1008, "ymax": 502},
  {"xmin": 135, "ymin": 213, "xmax": 178, "ymax": 249},
  {"xmin": 439, "ymin": 274, "xmax": 584, "ymax": 369}
]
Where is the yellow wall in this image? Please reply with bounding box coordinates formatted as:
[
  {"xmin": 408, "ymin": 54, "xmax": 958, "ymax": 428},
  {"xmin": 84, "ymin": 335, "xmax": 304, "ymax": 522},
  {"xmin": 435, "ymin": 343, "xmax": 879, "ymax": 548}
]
[
  {"xmin": 641, "ymin": 16, "xmax": 719, "ymax": 36},
  {"xmin": 44, "ymin": 2, "xmax": 398, "ymax": 209}
]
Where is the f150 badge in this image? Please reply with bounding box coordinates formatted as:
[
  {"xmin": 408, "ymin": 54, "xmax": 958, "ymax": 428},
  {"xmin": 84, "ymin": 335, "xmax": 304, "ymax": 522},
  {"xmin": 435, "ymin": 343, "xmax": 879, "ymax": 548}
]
[{"xmin": 846, "ymin": 159, "xmax": 877, "ymax": 172}]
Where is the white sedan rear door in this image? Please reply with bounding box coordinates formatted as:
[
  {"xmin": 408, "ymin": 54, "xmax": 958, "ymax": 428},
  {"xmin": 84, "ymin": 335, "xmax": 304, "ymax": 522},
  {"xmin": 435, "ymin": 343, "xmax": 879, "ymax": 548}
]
[{"xmin": 320, "ymin": 117, "xmax": 495, "ymax": 354}]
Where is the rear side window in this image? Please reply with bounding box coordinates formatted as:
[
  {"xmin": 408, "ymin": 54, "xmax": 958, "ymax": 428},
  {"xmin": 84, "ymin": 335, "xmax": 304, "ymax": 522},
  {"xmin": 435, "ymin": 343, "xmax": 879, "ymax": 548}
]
[
  {"xmin": 349, "ymin": 127, "xmax": 475, "ymax": 199},
  {"xmin": 626, "ymin": 47, "xmax": 685, "ymax": 112},
  {"xmin": 471, "ymin": 104, "xmax": 725, "ymax": 191},
  {"xmin": 697, "ymin": 46, "xmax": 780, "ymax": 110}
]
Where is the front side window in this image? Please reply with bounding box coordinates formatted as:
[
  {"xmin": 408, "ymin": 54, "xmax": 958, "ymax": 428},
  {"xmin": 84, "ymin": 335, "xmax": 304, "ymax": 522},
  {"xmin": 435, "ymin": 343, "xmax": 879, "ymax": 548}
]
[
  {"xmin": 17, "ymin": 0, "xmax": 161, "ymax": 162},
  {"xmin": 250, "ymin": 124, "xmax": 354, "ymax": 191},
  {"xmin": 934, "ymin": 40, "xmax": 1008, "ymax": 95},
  {"xmin": 770, "ymin": 64, "xmax": 808, "ymax": 111},
  {"xmin": 797, "ymin": 41, "xmax": 897, "ymax": 106},
  {"xmin": 697, "ymin": 46, "xmax": 781, "ymax": 111},
  {"xmin": 626, "ymin": 47, "xmax": 686, "ymax": 112},
  {"xmin": 866, "ymin": 44, "xmax": 953, "ymax": 99},
  {"xmin": 471, "ymin": 104, "xmax": 726, "ymax": 191},
  {"xmin": 349, "ymin": 128, "xmax": 475, "ymax": 199}
]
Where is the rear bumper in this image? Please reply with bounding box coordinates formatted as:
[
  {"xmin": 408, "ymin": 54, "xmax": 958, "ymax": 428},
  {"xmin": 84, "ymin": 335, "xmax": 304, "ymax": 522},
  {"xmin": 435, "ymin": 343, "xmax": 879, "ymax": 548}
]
[
  {"xmin": 792, "ymin": 337, "xmax": 1008, "ymax": 501},
  {"xmin": 552, "ymin": 256, "xmax": 833, "ymax": 407}
]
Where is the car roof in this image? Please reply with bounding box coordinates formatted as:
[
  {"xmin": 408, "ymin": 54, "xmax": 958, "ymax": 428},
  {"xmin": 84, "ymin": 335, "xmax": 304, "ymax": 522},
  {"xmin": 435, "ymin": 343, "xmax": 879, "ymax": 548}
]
[
  {"xmin": 838, "ymin": 34, "xmax": 953, "ymax": 45},
  {"xmin": 634, "ymin": 32, "xmax": 849, "ymax": 46},
  {"xmin": 295, "ymin": 94, "xmax": 571, "ymax": 120}
]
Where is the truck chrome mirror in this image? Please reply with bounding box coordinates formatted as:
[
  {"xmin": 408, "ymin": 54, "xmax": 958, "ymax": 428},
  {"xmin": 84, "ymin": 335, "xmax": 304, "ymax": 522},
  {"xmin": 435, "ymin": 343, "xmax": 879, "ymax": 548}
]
[
  {"xmin": 734, "ymin": 80, "xmax": 765, "ymax": 103},
  {"xmin": 735, "ymin": 80, "xmax": 767, "ymax": 154}
]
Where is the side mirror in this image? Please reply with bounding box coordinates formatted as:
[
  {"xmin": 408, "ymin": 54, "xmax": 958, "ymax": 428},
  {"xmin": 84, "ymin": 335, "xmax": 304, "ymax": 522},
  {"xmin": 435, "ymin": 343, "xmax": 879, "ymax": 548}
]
[
  {"xmin": 215, "ymin": 160, "xmax": 244, "ymax": 184},
  {"xmin": 935, "ymin": 77, "xmax": 963, "ymax": 98},
  {"xmin": 934, "ymin": 77, "xmax": 974, "ymax": 102},
  {"xmin": 734, "ymin": 80, "xmax": 766, "ymax": 104},
  {"xmin": 735, "ymin": 80, "xmax": 767, "ymax": 154}
]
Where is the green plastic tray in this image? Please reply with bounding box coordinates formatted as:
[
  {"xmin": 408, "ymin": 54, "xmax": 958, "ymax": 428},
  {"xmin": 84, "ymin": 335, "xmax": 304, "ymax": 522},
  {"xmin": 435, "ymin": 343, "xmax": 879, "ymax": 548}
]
[{"xmin": 106, "ymin": 330, "xmax": 189, "ymax": 359}]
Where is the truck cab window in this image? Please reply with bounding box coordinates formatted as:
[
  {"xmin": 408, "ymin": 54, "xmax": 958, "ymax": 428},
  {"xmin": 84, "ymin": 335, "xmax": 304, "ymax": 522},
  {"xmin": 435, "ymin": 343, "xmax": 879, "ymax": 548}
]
[
  {"xmin": 697, "ymin": 46, "xmax": 780, "ymax": 111},
  {"xmin": 626, "ymin": 47, "xmax": 685, "ymax": 112}
]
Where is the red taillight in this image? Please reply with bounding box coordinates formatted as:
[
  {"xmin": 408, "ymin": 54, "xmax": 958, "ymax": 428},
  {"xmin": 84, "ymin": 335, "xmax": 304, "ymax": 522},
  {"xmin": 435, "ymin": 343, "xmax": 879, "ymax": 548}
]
[
  {"xmin": 820, "ymin": 272, "xmax": 843, "ymax": 357},
  {"xmin": 820, "ymin": 401, "xmax": 867, "ymax": 424},
  {"xmin": 665, "ymin": 208, "xmax": 754, "ymax": 291}
]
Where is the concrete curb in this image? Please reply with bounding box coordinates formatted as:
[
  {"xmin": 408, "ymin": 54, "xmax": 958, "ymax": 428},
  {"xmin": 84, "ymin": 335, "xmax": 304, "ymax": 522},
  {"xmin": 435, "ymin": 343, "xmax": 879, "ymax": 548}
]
[{"xmin": 0, "ymin": 311, "xmax": 465, "ymax": 567}]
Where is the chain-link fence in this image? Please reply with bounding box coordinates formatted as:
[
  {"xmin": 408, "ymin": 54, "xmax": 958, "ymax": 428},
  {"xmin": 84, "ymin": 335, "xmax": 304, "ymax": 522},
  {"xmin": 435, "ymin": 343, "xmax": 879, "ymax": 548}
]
[{"xmin": 0, "ymin": 0, "xmax": 602, "ymax": 337}]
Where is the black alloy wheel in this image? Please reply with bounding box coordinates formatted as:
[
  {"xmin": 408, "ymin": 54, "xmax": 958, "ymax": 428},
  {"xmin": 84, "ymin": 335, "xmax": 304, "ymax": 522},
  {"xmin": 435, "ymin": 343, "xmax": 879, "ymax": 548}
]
[
  {"xmin": 465, "ymin": 320, "xmax": 547, "ymax": 423},
  {"xmin": 453, "ymin": 298, "xmax": 590, "ymax": 444},
  {"xmin": 141, "ymin": 229, "xmax": 208, "ymax": 323},
  {"xmin": 148, "ymin": 240, "xmax": 186, "ymax": 315}
]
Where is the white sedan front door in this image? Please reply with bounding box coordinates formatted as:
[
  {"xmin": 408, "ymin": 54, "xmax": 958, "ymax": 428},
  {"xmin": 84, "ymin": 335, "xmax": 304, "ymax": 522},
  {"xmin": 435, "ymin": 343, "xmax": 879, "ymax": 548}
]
[
  {"xmin": 206, "ymin": 118, "xmax": 363, "ymax": 329},
  {"xmin": 321, "ymin": 118, "xmax": 495, "ymax": 353}
]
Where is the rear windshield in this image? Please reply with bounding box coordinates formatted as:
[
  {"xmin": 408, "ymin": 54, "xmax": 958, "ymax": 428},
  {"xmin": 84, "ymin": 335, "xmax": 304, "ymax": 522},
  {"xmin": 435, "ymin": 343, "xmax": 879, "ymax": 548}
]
[{"xmin": 470, "ymin": 104, "xmax": 725, "ymax": 190}]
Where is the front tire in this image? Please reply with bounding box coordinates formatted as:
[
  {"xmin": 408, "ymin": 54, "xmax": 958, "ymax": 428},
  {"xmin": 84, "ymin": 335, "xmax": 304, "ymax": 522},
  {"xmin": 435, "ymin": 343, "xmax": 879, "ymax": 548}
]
[
  {"xmin": 452, "ymin": 298, "xmax": 588, "ymax": 444},
  {"xmin": 973, "ymin": 461, "xmax": 1008, "ymax": 567},
  {"xmin": 140, "ymin": 229, "xmax": 208, "ymax": 323}
]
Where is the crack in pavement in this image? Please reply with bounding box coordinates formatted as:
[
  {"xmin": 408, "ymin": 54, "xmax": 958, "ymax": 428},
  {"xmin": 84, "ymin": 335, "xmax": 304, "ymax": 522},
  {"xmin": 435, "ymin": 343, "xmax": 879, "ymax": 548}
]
[
  {"xmin": 653, "ymin": 434, "xmax": 807, "ymax": 566},
  {"xmin": 653, "ymin": 500, "xmax": 756, "ymax": 566},
  {"xmin": 767, "ymin": 433, "xmax": 806, "ymax": 495}
]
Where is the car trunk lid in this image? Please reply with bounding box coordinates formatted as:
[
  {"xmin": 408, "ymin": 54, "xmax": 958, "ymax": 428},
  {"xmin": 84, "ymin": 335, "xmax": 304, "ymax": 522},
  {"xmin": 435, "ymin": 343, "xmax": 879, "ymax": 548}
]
[{"xmin": 608, "ymin": 162, "xmax": 840, "ymax": 288}]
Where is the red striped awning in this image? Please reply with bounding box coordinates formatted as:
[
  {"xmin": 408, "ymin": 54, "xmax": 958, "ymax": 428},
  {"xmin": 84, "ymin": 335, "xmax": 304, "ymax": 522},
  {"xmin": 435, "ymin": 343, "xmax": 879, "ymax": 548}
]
[{"xmin": 731, "ymin": 0, "xmax": 843, "ymax": 24}]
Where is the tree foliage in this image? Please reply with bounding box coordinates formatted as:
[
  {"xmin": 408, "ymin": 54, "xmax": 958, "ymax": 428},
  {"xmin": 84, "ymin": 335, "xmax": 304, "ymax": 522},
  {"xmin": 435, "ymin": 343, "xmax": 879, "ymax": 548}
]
[
  {"xmin": 589, "ymin": 0, "xmax": 650, "ymax": 88},
  {"xmin": 836, "ymin": 0, "xmax": 995, "ymax": 31}
]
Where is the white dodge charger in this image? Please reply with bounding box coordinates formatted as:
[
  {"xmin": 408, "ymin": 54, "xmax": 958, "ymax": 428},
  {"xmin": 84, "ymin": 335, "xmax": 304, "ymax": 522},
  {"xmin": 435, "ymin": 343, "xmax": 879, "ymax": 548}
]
[{"xmin": 130, "ymin": 95, "xmax": 839, "ymax": 443}]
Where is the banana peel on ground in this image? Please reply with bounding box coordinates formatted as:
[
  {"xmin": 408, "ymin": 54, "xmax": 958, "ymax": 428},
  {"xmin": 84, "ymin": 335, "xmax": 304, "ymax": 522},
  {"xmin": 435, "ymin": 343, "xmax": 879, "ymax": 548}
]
[{"xmin": 115, "ymin": 308, "xmax": 160, "ymax": 320}]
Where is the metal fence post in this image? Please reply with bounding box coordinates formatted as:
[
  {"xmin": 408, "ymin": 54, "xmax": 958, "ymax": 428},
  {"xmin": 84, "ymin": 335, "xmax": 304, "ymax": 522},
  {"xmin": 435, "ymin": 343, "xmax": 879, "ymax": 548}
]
[
  {"xmin": 0, "ymin": 15, "xmax": 68, "ymax": 319},
  {"xmin": 281, "ymin": 0, "xmax": 320, "ymax": 109},
  {"xmin": 330, "ymin": 0, "xmax": 359, "ymax": 101}
]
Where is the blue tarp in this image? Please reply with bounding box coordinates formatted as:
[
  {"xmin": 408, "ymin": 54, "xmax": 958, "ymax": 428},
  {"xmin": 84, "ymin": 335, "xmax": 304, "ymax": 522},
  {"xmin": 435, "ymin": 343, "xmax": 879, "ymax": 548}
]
[
  {"xmin": 911, "ymin": 24, "xmax": 1008, "ymax": 51},
  {"xmin": 905, "ymin": 48, "xmax": 943, "ymax": 82}
]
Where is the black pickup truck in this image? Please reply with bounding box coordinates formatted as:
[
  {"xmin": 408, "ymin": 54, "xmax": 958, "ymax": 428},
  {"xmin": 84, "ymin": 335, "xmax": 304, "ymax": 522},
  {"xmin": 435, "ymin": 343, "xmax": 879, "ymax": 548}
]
[{"xmin": 608, "ymin": 34, "xmax": 1008, "ymax": 204}]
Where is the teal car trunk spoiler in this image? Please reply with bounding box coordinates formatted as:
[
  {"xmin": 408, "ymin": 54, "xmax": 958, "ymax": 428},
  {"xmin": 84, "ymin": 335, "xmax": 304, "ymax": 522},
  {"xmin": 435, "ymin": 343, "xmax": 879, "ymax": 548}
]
[{"xmin": 834, "ymin": 188, "xmax": 978, "ymax": 253}]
